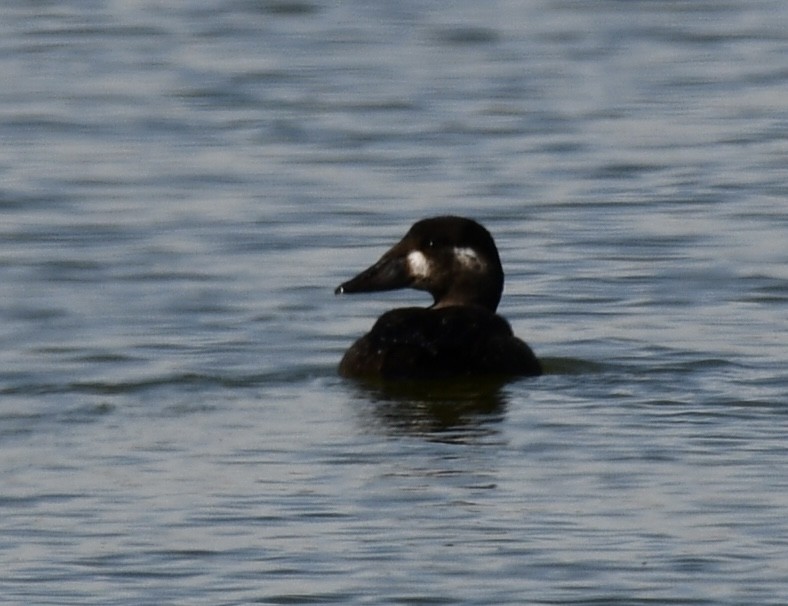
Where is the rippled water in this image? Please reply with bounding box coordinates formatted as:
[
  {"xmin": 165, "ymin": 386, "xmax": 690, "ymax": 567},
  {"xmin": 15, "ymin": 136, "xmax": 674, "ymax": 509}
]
[{"xmin": 2, "ymin": 1, "xmax": 787, "ymax": 604}]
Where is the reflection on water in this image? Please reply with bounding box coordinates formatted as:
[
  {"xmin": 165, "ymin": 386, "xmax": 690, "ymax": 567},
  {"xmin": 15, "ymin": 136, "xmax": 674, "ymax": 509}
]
[
  {"xmin": 348, "ymin": 377, "xmax": 511, "ymax": 440},
  {"xmin": 347, "ymin": 357, "xmax": 611, "ymax": 440},
  {"xmin": 538, "ymin": 356, "xmax": 608, "ymax": 376}
]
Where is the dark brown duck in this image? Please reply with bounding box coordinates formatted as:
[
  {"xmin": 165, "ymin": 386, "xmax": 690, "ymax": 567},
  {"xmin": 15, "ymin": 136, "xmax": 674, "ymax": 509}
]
[{"xmin": 335, "ymin": 216, "xmax": 541, "ymax": 380}]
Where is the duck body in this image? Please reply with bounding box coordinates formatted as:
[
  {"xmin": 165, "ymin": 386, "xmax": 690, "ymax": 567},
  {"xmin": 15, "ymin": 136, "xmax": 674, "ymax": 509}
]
[
  {"xmin": 336, "ymin": 216, "xmax": 542, "ymax": 380},
  {"xmin": 339, "ymin": 305, "xmax": 540, "ymax": 379}
]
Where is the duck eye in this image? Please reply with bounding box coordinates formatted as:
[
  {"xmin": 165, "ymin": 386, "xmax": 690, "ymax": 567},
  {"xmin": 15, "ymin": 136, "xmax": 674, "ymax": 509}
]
[{"xmin": 425, "ymin": 238, "xmax": 444, "ymax": 249}]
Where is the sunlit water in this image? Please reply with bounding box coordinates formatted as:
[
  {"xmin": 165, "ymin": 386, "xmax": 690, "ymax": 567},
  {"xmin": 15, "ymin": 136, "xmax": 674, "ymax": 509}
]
[{"xmin": 1, "ymin": 1, "xmax": 787, "ymax": 604}]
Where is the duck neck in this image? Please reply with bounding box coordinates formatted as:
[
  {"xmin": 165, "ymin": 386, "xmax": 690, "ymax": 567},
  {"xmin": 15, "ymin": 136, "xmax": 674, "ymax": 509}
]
[{"xmin": 431, "ymin": 274, "xmax": 502, "ymax": 311}]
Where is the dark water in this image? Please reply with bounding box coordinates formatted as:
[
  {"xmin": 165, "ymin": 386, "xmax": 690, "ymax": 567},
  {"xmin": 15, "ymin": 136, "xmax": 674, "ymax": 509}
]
[{"xmin": 2, "ymin": 1, "xmax": 788, "ymax": 604}]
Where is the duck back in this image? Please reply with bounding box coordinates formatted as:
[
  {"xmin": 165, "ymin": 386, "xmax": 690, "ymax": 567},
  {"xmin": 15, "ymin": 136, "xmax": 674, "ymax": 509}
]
[{"xmin": 339, "ymin": 306, "xmax": 541, "ymax": 380}]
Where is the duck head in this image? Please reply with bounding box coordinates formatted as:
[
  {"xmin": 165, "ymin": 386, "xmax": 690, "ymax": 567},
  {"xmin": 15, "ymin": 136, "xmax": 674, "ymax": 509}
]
[{"xmin": 335, "ymin": 216, "xmax": 505, "ymax": 312}]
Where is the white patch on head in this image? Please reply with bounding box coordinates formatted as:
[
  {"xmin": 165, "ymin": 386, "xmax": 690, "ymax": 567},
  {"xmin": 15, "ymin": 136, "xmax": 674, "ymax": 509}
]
[
  {"xmin": 453, "ymin": 247, "xmax": 486, "ymax": 272},
  {"xmin": 407, "ymin": 251, "xmax": 430, "ymax": 278}
]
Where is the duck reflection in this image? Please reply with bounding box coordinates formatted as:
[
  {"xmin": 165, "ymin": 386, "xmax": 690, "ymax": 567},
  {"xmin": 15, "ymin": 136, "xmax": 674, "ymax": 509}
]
[{"xmin": 349, "ymin": 377, "xmax": 510, "ymax": 441}]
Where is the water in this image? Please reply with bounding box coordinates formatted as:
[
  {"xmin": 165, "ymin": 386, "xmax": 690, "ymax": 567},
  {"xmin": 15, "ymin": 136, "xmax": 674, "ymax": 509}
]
[{"xmin": 1, "ymin": 1, "xmax": 787, "ymax": 604}]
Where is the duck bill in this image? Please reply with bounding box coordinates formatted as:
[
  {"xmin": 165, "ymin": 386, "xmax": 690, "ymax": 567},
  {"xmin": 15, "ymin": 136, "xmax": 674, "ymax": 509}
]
[{"xmin": 335, "ymin": 252, "xmax": 412, "ymax": 295}]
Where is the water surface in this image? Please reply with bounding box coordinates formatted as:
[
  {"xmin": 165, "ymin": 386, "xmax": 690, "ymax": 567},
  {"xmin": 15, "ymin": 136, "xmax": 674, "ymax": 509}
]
[{"xmin": 1, "ymin": 1, "xmax": 787, "ymax": 604}]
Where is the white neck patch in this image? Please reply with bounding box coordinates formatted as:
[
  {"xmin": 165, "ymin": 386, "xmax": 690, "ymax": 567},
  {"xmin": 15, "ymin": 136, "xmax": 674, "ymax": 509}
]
[
  {"xmin": 453, "ymin": 247, "xmax": 486, "ymax": 272},
  {"xmin": 407, "ymin": 251, "xmax": 430, "ymax": 278}
]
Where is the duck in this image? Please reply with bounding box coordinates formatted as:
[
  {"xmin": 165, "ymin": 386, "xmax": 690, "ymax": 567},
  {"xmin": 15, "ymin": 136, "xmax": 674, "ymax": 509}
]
[{"xmin": 335, "ymin": 216, "xmax": 541, "ymax": 380}]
